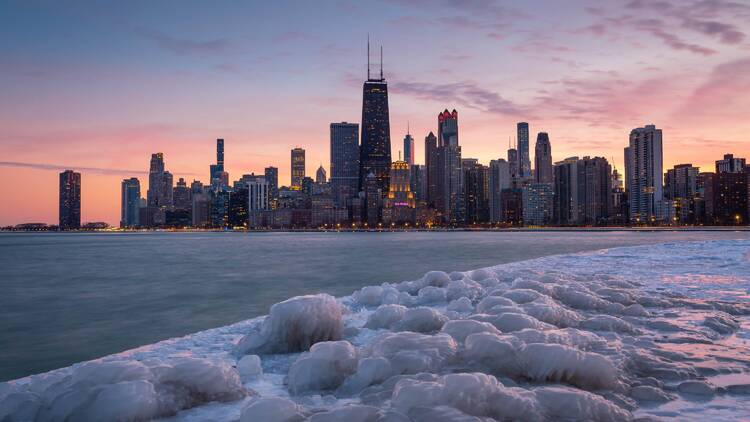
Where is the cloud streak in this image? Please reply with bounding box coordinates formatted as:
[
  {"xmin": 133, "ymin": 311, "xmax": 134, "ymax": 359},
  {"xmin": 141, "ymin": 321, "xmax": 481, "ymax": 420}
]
[
  {"xmin": 0, "ymin": 161, "xmax": 197, "ymax": 176},
  {"xmin": 139, "ymin": 29, "xmax": 231, "ymax": 55},
  {"xmin": 390, "ymin": 80, "xmax": 527, "ymax": 116}
]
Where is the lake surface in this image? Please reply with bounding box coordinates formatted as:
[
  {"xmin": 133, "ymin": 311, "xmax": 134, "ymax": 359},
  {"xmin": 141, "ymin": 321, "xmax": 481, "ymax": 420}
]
[{"xmin": 0, "ymin": 230, "xmax": 747, "ymax": 381}]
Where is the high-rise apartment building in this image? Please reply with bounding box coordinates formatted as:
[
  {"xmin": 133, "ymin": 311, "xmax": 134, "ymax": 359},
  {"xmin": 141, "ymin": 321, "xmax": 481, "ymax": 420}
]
[
  {"xmin": 120, "ymin": 177, "xmax": 140, "ymax": 227},
  {"xmin": 517, "ymin": 122, "xmax": 531, "ymax": 180},
  {"xmin": 403, "ymin": 132, "xmax": 415, "ymax": 166},
  {"xmin": 59, "ymin": 170, "xmax": 81, "ymax": 230},
  {"xmin": 291, "ymin": 147, "xmax": 305, "ymax": 188},
  {"xmin": 330, "ymin": 122, "xmax": 359, "ymax": 204},
  {"xmin": 625, "ymin": 125, "xmax": 663, "ymax": 223},
  {"xmin": 534, "ymin": 132, "xmax": 553, "ymax": 184},
  {"xmin": 489, "ymin": 159, "xmax": 511, "ymax": 223}
]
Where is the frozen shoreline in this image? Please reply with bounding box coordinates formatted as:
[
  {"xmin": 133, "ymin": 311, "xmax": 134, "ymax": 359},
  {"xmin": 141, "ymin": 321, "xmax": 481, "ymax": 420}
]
[{"xmin": 2, "ymin": 239, "xmax": 750, "ymax": 421}]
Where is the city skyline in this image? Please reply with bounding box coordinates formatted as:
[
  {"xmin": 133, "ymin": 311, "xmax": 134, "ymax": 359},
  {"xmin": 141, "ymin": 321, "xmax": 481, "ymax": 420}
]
[{"xmin": 2, "ymin": 1, "xmax": 750, "ymax": 226}]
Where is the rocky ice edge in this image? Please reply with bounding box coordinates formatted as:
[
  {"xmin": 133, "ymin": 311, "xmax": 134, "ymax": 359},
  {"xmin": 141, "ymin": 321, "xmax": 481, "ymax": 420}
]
[{"xmin": 1, "ymin": 239, "xmax": 750, "ymax": 421}]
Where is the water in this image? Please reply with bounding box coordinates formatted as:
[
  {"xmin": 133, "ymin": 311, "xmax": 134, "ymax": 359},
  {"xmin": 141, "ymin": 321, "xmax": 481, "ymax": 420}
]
[{"xmin": 0, "ymin": 230, "xmax": 746, "ymax": 381}]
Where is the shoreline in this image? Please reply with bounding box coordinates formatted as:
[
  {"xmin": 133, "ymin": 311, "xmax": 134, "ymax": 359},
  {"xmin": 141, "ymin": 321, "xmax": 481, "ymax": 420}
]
[{"xmin": 2, "ymin": 226, "xmax": 750, "ymax": 233}]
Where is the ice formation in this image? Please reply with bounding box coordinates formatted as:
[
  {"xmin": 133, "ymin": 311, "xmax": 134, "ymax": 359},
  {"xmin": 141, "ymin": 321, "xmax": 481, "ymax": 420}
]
[{"xmin": 2, "ymin": 239, "xmax": 750, "ymax": 421}]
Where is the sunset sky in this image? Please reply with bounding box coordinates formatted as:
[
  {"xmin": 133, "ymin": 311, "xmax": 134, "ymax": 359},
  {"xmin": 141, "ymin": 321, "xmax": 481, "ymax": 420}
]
[{"xmin": 1, "ymin": 0, "xmax": 749, "ymax": 226}]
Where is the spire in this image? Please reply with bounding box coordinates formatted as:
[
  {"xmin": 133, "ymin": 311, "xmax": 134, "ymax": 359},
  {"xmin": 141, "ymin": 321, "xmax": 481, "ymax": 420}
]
[
  {"xmin": 367, "ymin": 34, "xmax": 370, "ymax": 80},
  {"xmin": 380, "ymin": 45, "xmax": 384, "ymax": 80},
  {"xmin": 407, "ymin": 121, "xmax": 410, "ymax": 135},
  {"xmin": 399, "ymin": 150, "xmax": 402, "ymax": 161}
]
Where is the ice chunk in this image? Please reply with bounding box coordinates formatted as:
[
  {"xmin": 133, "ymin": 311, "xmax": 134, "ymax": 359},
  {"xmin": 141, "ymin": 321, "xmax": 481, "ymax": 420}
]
[
  {"xmin": 396, "ymin": 307, "xmax": 448, "ymax": 333},
  {"xmin": 239, "ymin": 397, "xmax": 305, "ymax": 422},
  {"xmin": 484, "ymin": 312, "xmax": 554, "ymax": 332},
  {"xmin": 339, "ymin": 357, "xmax": 393, "ymax": 395},
  {"xmin": 522, "ymin": 343, "xmax": 620, "ymax": 390},
  {"xmin": 476, "ymin": 296, "xmax": 516, "ymax": 313},
  {"xmin": 416, "ymin": 286, "xmax": 447, "ymax": 304},
  {"xmin": 534, "ymin": 386, "xmax": 632, "ymax": 421},
  {"xmin": 237, "ymin": 355, "xmax": 263, "ymax": 381},
  {"xmin": 308, "ymin": 405, "xmax": 404, "ymax": 422},
  {"xmin": 423, "ymin": 271, "xmax": 451, "ymax": 288},
  {"xmin": 354, "ymin": 286, "xmax": 385, "ymax": 307},
  {"xmin": 464, "ymin": 333, "xmax": 524, "ymax": 376},
  {"xmin": 287, "ymin": 340, "xmax": 358, "ymax": 394},
  {"xmin": 581, "ymin": 315, "xmax": 638, "ymax": 334},
  {"xmin": 365, "ymin": 332, "xmax": 457, "ymax": 374},
  {"xmin": 236, "ymin": 294, "xmax": 344, "ymax": 355},
  {"xmin": 629, "ymin": 385, "xmax": 672, "ymax": 402},
  {"xmin": 521, "ymin": 296, "xmax": 583, "ymax": 328},
  {"xmin": 365, "ymin": 304, "xmax": 407, "ymax": 330},
  {"xmin": 703, "ymin": 313, "xmax": 740, "ymax": 334},
  {"xmin": 447, "ymin": 297, "xmax": 474, "ymax": 313},
  {"xmin": 677, "ymin": 380, "xmax": 716, "ymax": 396},
  {"xmin": 441, "ymin": 319, "xmax": 501, "ymax": 344},
  {"xmin": 502, "ymin": 289, "xmax": 544, "ymax": 304}
]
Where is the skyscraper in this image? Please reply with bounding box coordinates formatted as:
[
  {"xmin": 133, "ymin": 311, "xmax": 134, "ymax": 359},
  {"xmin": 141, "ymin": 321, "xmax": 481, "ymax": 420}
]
[
  {"xmin": 625, "ymin": 125, "xmax": 663, "ymax": 223},
  {"xmin": 578, "ymin": 156, "xmax": 612, "ymax": 225},
  {"xmin": 534, "ymin": 132, "xmax": 553, "ymax": 184},
  {"xmin": 436, "ymin": 109, "xmax": 463, "ymax": 223},
  {"xmin": 210, "ymin": 139, "xmax": 226, "ymax": 188},
  {"xmin": 264, "ymin": 166, "xmax": 278, "ymax": 207},
  {"xmin": 173, "ymin": 178, "xmax": 191, "ymax": 211},
  {"xmin": 59, "ymin": 170, "xmax": 81, "ymax": 230},
  {"xmin": 316, "ymin": 165, "xmax": 327, "ymax": 184},
  {"xmin": 384, "ymin": 160, "xmax": 416, "ymax": 224},
  {"xmin": 714, "ymin": 154, "xmax": 747, "ymax": 225},
  {"xmin": 359, "ymin": 42, "xmax": 391, "ymax": 194},
  {"xmin": 553, "ymin": 157, "xmax": 580, "ymax": 226},
  {"xmin": 507, "ymin": 146, "xmax": 519, "ymax": 185},
  {"xmin": 147, "ymin": 153, "xmax": 173, "ymax": 208},
  {"xmin": 522, "ymin": 183, "xmax": 554, "ymax": 226},
  {"xmin": 403, "ymin": 131, "xmax": 415, "ymax": 166},
  {"xmin": 425, "ymin": 132, "xmax": 438, "ymax": 207},
  {"xmin": 291, "ymin": 147, "xmax": 305, "ymax": 188},
  {"xmin": 665, "ymin": 164, "xmax": 699, "ymax": 224},
  {"xmin": 120, "ymin": 178, "xmax": 140, "ymax": 228},
  {"xmin": 517, "ymin": 122, "xmax": 531, "ymax": 180},
  {"xmin": 330, "ymin": 122, "xmax": 359, "ymax": 205},
  {"xmin": 462, "ymin": 159, "xmax": 489, "ymax": 224},
  {"xmin": 489, "ymin": 159, "xmax": 511, "ymax": 223}
]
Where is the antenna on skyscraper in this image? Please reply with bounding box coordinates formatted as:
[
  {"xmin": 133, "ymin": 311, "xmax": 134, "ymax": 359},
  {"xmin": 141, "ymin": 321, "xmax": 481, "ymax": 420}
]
[
  {"xmin": 380, "ymin": 45, "xmax": 384, "ymax": 80},
  {"xmin": 367, "ymin": 34, "xmax": 370, "ymax": 80},
  {"xmin": 407, "ymin": 121, "xmax": 410, "ymax": 135}
]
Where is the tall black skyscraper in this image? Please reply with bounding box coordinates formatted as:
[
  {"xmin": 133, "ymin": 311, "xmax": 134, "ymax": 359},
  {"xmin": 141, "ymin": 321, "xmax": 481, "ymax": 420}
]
[
  {"xmin": 517, "ymin": 122, "xmax": 531, "ymax": 180},
  {"xmin": 359, "ymin": 41, "xmax": 391, "ymax": 194},
  {"xmin": 210, "ymin": 138, "xmax": 225, "ymax": 187},
  {"xmin": 59, "ymin": 170, "xmax": 81, "ymax": 230},
  {"xmin": 534, "ymin": 132, "xmax": 553, "ymax": 184}
]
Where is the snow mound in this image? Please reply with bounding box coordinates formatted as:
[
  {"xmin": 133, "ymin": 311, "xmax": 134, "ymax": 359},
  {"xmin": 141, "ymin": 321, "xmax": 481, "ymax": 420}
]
[
  {"xmin": 240, "ymin": 397, "xmax": 305, "ymax": 422},
  {"xmin": 0, "ymin": 358, "xmax": 246, "ymax": 421},
  {"xmin": 287, "ymin": 340, "xmax": 358, "ymax": 394},
  {"xmin": 236, "ymin": 294, "xmax": 343, "ymax": 355}
]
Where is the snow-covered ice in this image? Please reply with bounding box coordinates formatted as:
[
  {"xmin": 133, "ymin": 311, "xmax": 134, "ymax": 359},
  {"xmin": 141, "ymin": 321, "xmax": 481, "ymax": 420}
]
[{"xmin": 2, "ymin": 238, "xmax": 750, "ymax": 421}]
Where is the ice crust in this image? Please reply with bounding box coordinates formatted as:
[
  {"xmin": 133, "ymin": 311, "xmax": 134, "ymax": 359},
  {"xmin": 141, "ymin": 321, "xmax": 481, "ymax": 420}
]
[{"xmin": 2, "ymin": 239, "xmax": 750, "ymax": 421}]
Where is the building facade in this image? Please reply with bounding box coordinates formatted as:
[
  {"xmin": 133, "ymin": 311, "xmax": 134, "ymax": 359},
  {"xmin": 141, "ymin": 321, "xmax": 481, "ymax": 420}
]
[
  {"xmin": 534, "ymin": 132, "xmax": 553, "ymax": 184},
  {"xmin": 625, "ymin": 125, "xmax": 663, "ymax": 223},
  {"xmin": 329, "ymin": 122, "xmax": 359, "ymax": 205},
  {"xmin": 291, "ymin": 148, "xmax": 306, "ymax": 188},
  {"xmin": 517, "ymin": 122, "xmax": 531, "ymax": 180},
  {"xmin": 59, "ymin": 170, "xmax": 81, "ymax": 230},
  {"xmin": 120, "ymin": 177, "xmax": 140, "ymax": 228}
]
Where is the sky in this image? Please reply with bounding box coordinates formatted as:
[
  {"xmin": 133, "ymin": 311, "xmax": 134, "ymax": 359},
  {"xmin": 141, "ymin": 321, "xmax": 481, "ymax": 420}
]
[{"xmin": 1, "ymin": 0, "xmax": 749, "ymax": 226}]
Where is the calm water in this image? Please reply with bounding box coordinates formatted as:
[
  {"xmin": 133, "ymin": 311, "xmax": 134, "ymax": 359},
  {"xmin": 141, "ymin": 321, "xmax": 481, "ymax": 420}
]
[{"xmin": 0, "ymin": 230, "xmax": 746, "ymax": 381}]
